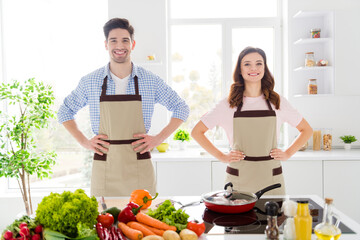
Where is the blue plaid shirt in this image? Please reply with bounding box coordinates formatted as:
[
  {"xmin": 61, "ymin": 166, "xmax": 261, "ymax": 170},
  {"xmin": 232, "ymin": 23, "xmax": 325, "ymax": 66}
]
[{"xmin": 58, "ymin": 63, "xmax": 189, "ymax": 134}]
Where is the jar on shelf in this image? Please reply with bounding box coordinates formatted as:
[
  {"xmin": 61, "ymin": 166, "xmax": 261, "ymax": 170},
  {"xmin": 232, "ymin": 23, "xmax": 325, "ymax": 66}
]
[
  {"xmin": 313, "ymin": 129, "xmax": 321, "ymax": 151},
  {"xmin": 305, "ymin": 52, "xmax": 315, "ymax": 67},
  {"xmin": 323, "ymin": 129, "xmax": 332, "ymax": 151},
  {"xmin": 308, "ymin": 79, "xmax": 318, "ymax": 95},
  {"xmin": 311, "ymin": 28, "xmax": 321, "ymax": 38}
]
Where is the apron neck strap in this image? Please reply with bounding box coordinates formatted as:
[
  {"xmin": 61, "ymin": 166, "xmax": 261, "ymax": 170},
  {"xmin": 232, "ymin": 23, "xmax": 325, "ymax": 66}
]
[
  {"xmin": 101, "ymin": 75, "xmax": 140, "ymax": 96},
  {"xmin": 235, "ymin": 98, "xmax": 273, "ymax": 113}
]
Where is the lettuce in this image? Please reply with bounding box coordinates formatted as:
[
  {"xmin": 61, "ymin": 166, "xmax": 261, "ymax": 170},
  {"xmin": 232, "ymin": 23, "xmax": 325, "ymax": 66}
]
[
  {"xmin": 35, "ymin": 189, "xmax": 99, "ymax": 238},
  {"xmin": 147, "ymin": 200, "xmax": 189, "ymax": 231}
]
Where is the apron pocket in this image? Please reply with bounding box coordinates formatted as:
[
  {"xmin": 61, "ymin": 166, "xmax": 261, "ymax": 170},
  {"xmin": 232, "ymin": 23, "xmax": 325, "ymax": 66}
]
[
  {"xmin": 137, "ymin": 151, "xmax": 151, "ymax": 160},
  {"xmin": 91, "ymin": 160, "xmax": 106, "ymax": 195},
  {"xmin": 94, "ymin": 153, "xmax": 107, "ymax": 161},
  {"xmin": 272, "ymin": 166, "xmax": 282, "ymax": 176},
  {"xmin": 226, "ymin": 166, "xmax": 239, "ymax": 176}
]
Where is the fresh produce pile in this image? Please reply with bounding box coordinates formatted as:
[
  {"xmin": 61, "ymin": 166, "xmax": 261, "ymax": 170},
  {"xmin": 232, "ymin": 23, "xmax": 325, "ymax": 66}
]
[
  {"xmin": 2, "ymin": 189, "xmax": 205, "ymax": 240},
  {"xmin": 1, "ymin": 215, "xmax": 43, "ymax": 240}
]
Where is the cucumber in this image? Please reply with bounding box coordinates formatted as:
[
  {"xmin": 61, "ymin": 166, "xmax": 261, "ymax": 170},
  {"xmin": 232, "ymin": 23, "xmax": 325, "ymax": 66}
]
[{"xmin": 102, "ymin": 207, "xmax": 121, "ymax": 222}]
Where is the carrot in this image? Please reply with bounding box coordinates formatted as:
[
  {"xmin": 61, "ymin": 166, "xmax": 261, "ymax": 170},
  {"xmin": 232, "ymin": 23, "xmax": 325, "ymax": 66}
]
[
  {"xmin": 127, "ymin": 221, "xmax": 156, "ymax": 236},
  {"xmin": 118, "ymin": 222, "xmax": 143, "ymax": 240},
  {"xmin": 136, "ymin": 212, "xmax": 177, "ymax": 231},
  {"xmin": 136, "ymin": 222, "xmax": 165, "ymax": 236}
]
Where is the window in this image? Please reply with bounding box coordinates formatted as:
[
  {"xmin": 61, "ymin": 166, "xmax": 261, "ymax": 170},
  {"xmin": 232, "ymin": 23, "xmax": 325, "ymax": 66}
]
[
  {"xmin": 168, "ymin": 0, "xmax": 282, "ymax": 146},
  {"xmin": 0, "ymin": 0, "xmax": 108, "ymax": 191}
]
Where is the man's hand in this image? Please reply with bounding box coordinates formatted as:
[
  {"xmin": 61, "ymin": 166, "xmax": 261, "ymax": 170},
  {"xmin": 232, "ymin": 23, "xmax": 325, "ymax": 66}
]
[
  {"xmin": 82, "ymin": 134, "xmax": 110, "ymax": 155},
  {"xmin": 219, "ymin": 150, "xmax": 245, "ymax": 163},
  {"xmin": 132, "ymin": 133, "xmax": 162, "ymax": 154},
  {"xmin": 270, "ymin": 148, "xmax": 290, "ymax": 161}
]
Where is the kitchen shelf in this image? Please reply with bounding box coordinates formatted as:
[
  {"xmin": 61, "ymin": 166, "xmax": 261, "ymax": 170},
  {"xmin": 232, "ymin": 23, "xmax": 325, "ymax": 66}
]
[
  {"xmin": 294, "ymin": 38, "xmax": 332, "ymax": 45},
  {"xmin": 294, "ymin": 66, "xmax": 333, "ymax": 71},
  {"xmin": 290, "ymin": 10, "xmax": 335, "ymax": 97}
]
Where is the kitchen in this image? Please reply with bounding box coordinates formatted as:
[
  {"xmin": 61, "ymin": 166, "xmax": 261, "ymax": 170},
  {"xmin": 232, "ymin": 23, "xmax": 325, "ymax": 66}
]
[{"xmin": 1, "ymin": 0, "xmax": 360, "ymax": 239}]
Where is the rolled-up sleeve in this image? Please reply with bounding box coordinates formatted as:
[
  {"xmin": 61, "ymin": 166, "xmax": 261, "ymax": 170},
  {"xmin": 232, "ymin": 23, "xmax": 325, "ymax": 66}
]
[
  {"xmin": 154, "ymin": 75, "xmax": 189, "ymax": 122},
  {"xmin": 57, "ymin": 78, "xmax": 88, "ymax": 124}
]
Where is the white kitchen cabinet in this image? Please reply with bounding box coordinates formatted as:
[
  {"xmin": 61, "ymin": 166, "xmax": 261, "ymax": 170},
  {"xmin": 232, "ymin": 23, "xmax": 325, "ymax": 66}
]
[
  {"xmin": 324, "ymin": 160, "xmax": 360, "ymax": 224},
  {"xmin": 211, "ymin": 161, "xmax": 227, "ymax": 191},
  {"xmin": 156, "ymin": 161, "xmax": 211, "ymax": 196},
  {"xmin": 291, "ymin": 11, "xmax": 334, "ymax": 97},
  {"xmin": 282, "ymin": 160, "xmax": 323, "ymax": 197}
]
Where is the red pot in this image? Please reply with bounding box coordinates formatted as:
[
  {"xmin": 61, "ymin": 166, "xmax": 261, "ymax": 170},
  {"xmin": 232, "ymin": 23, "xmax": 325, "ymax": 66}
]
[{"xmin": 201, "ymin": 182, "xmax": 281, "ymax": 214}]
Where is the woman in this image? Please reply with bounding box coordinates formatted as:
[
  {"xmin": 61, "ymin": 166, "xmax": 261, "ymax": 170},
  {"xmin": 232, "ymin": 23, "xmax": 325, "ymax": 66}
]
[{"xmin": 191, "ymin": 46, "xmax": 313, "ymax": 195}]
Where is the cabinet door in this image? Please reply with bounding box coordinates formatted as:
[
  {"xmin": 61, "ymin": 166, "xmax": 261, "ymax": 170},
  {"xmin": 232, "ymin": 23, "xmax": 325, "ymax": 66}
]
[
  {"xmin": 324, "ymin": 160, "xmax": 360, "ymax": 223},
  {"xmin": 211, "ymin": 161, "xmax": 227, "ymax": 191},
  {"xmin": 156, "ymin": 161, "xmax": 211, "ymax": 196},
  {"xmin": 282, "ymin": 160, "xmax": 323, "ymax": 197}
]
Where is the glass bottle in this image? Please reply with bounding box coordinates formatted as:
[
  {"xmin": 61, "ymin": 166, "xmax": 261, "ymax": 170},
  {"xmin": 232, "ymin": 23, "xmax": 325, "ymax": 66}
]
[
  {"xmin": 314, "ymin": 198, "xmax": 341, "ymax": 240},
  {"xmin": 308, "ymin": 79, "xmax": 318, "ymax": 94},
  {"xmin": 265, "ymin": 201, "xmax": 279, "ymax": 240},
  {"xmin": 294, "ymin": 200, "xmax": 312, "ymax": 240},
  {"xmin": 305, "ymin": 52, "xmax": 315, "ymax": 67}
]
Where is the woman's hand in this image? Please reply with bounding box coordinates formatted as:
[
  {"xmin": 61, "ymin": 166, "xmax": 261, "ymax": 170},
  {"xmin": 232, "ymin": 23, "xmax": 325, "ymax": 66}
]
[
  {"xmin": 219, "ymin": 150, "xmax": 245, "ymax": 163},
  {"xmin": 270, "ymin": 148, "xmax": 290, "ymax": 161}
]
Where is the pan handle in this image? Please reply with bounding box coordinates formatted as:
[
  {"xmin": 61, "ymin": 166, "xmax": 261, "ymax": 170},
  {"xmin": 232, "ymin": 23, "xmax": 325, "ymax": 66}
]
[{"xmin": 255, "ymin": 183, "xmax": 281, "ymax": 199}]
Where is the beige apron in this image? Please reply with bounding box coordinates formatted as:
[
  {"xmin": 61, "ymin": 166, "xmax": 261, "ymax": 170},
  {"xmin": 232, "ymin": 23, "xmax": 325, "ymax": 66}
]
[
  {"xmin": 226, "ymin": 99, "xmax": 285, "ymax": 195},
  {"xmin": 91, "ymin": 76, "xmax": 156, "ymax": 197}
]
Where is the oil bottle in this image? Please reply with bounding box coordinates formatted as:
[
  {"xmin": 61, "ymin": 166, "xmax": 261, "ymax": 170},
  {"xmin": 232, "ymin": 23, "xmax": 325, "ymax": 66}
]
[
  {"xmin": 294, "ymin": 200, "xmax": 312, "ymax": 240},
  {"xmin": 314, "ymin": 198, "xmax": 341, "ymax": 240}
]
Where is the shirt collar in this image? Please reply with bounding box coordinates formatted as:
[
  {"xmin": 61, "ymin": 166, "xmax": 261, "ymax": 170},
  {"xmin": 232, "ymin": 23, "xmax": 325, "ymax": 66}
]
[{"xmin": 104, "ymin": 62, "xmax": 138, "ymax": 81}]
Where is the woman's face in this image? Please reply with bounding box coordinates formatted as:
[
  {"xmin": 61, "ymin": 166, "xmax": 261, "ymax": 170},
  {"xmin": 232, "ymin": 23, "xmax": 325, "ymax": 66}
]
[{"xmin": 240, "ymin": 52, "xmax": 265, "ymax": 84}]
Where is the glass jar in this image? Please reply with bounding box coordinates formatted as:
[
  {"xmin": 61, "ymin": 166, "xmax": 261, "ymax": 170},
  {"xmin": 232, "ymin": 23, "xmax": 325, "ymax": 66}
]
[
  {"xmin": 311, "ymin": 28, "xmax": 321, "ymax": 38},
  {"xmin": 313, "ymin": 129, "xmax": 321, "ymax": 151},
  {"xmin": 305, "ymin": 52, "xmax": 315, "ymax": 67},
  {"xmin": 323, "ymin": 129, "xmax": 332, "ymax": 151},
  {"xmin": 308, "ymin": 79, "xmax": 318, "ymax": 95}
]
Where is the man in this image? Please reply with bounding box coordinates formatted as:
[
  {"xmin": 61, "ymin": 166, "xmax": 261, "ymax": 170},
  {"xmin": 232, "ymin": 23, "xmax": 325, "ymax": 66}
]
[{"xmin": 57, "ymin": 18, "xmax": 189, "ymax": 196}]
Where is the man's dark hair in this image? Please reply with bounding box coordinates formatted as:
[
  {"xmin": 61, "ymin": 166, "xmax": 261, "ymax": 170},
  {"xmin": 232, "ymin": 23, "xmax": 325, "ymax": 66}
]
[{"xmin": 103, "ymin": 18, "xmax": 134, "ymax": 41}]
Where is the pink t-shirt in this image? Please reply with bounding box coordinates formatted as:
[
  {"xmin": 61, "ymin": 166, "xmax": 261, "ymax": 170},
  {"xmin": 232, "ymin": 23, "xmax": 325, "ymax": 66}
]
[{"xmin": 201, "ymin": 95, "xmax": 303, "ymax": 146}]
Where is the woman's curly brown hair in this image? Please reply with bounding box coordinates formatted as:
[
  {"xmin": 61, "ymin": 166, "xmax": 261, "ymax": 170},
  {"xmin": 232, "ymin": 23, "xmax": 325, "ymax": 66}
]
[{"xmin": 228, "ymin": 46, "xmax": 280, "ymax": 109}]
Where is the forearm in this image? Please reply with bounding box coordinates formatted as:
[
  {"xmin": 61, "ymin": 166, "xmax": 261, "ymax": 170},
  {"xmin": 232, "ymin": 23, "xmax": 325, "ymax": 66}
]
[
  {"xmin": 191, "ymin": 122, "xmax": 224, "ymax": 160},
  {"xmin": 156, "ymin": 118, "xmax": 183, "ymax": 143},
  {"xmin": 285, "ymin": 118, "xmax": 313, "ymax": 157},
  {"xmin": 62, "ymin": 120, "xmax": 89, "ymax": 148}
]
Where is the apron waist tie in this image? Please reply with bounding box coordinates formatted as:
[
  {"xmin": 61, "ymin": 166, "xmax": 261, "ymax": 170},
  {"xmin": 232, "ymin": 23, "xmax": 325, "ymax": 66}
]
[
  {"xmin": 244, "ymin": 155, "xmax": 274, "ymax": 161},
  {"xmin": 103, "ymin": 139, "xmax": 137, "ymax": 144}
]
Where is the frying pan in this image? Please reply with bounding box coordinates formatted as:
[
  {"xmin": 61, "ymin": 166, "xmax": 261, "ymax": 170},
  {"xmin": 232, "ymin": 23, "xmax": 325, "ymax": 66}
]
[{"xmin": 201, "ymin": 182, "xmax": 281, "ymax": 214}]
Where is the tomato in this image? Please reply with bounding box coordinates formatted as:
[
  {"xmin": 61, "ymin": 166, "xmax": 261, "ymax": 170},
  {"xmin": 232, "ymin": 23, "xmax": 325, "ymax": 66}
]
[
  {"xmin": 187, "ymin": 220, "xmax": 205, "ymax": 237},
  {"xmin": 96, "ymin": 213, "xmax": 114, "ymax": 228}
]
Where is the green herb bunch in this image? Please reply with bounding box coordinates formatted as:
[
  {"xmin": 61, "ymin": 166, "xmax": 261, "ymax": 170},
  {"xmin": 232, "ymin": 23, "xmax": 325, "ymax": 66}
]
[
  {"xmin": 147, "ymin": 200, "xmax": 189, "ymax": 232},
  {"xmin": 35, "ymin": 189, "xmax": 99, "ymax": 238},
  {"xmin": 173, "ymin": 129, "xmax": 191, "ymax": 142},
  {"xmin": 0, "ymin": 78, "xmax": 57, "ymax": 215},
  {"xmin": 340, "ymin": 135, "xmax": 357, "ymax": 144}
]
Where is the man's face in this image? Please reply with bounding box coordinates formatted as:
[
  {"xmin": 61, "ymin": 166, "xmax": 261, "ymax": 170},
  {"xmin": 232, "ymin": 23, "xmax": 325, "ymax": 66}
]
[{"xmin": 105, "ymin": 28, "xmax": 135, "ymax": 64}]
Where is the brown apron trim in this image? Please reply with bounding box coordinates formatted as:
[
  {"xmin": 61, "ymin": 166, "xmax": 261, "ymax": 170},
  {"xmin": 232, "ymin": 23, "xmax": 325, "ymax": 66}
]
[
  {"xmin": 273, "ymin": 166, "xmax": 283, "ymax": 176},
  {"xmin": 94, "ymin": 153, "xmax": 107, "ymax": 161},
  {"xmin": 100, "ymin": 95, "xmax": 142, "ymax": 102},
  {"xmin": 226, "ymin": 166, "xmax": 239, "ymax": 176},
  {"xmin": 104, "ymin": 139, "xmax": 137, "ymax": 144},
  {"xmin": 244, "ymin": 156, "xmax": 274, "ymax": 161},
  {"xmin": 137, "ymin": 151, "xmax": 151, "ymax": 160},
  {"xmin": 234, "ymin": 110, "xmax": 276, "ymax": 118},
  {"xmin": 101, "ymin": 75, "xmax": 140, "ymax": 97}
]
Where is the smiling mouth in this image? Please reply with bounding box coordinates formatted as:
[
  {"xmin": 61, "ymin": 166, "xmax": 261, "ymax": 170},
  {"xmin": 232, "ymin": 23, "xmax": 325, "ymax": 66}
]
[
  {"xmin": 248, "ymin": 73, "xmax": 259, "ymax": 76},
  {"xmin": 114, "ymin": 50, "xmax": 126, "ymax": 56}
]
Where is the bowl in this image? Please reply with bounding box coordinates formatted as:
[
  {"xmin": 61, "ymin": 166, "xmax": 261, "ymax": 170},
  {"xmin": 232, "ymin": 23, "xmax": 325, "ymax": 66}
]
[{"xmin": 156, "ymin": 143, "xmax": 169, "ymax": 152}]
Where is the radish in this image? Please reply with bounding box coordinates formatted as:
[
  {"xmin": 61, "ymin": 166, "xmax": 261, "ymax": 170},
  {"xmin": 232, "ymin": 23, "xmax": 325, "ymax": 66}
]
[
  {"xmin": 3, "ymin": 230, "xmax": 13, "ymax": 240},
  {"xmin": 33, "ymin": 225, "xmax": 43, "ymax": 234},
  {"xmin": 31, "ymin": 234, "xmax": 41, "ymax": 240},
  {"xmin": 19, "ymin": 223, "xmax": 27, "ymax": 229},
  {"xmin": 19, "ymin": 227, "xmax": 30, "ymax": 237}
]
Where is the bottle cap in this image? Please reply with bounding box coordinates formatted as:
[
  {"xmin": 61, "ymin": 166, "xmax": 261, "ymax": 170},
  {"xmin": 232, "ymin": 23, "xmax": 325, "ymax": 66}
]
[
  {"xmin": 265, "ymin": 201, "xmax": 279, "ymax": 216},
  {"xmin": 325, "ymin": 198, "xmax": 333, "ymax": 204},
  {"xmin": 297, "ymin": 200, "xmax": 309, "ymax": 204}
]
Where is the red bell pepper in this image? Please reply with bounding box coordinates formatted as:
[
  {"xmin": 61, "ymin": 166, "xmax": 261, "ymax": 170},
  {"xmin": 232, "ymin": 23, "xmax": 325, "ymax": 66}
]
[
  {"xmin": 187, "ymin": 220, "xmax": 206, "ymax": 237},
  {"xmin": 117, "ymin": 202, "xmax": 142, "ymax": 223}
]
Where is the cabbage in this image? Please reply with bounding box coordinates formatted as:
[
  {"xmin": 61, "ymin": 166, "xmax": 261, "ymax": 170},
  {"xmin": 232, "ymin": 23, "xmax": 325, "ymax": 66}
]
[{"xmin": 35, "ymin": 189, "xmax": 99, "ymax": 238}]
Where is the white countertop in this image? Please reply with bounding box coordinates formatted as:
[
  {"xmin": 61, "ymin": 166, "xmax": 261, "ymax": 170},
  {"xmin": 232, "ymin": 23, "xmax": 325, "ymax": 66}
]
[{"xmin": 151, "ymin": 148, "xmax": 360, "ymax": 162}]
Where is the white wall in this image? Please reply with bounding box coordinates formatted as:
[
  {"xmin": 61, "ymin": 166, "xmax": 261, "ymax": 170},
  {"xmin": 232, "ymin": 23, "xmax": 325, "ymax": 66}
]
[{"xmin": 286, "ymin": 0, "xmax": 360, "ymax": 147}]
